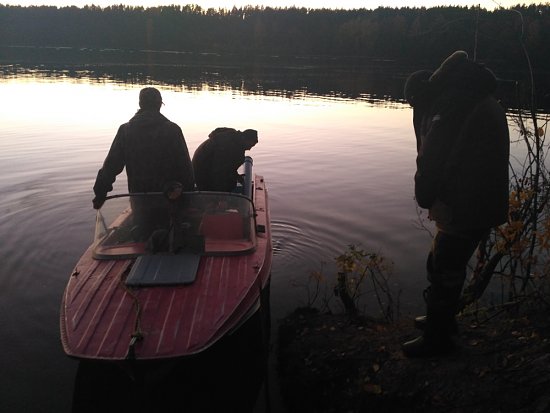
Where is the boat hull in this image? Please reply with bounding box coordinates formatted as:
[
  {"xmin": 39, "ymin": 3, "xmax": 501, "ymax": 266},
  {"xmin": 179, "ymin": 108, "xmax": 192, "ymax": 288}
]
[
  {"xmin": 60, "ymin": 175, "xmax": 272, "ymax": 361},
  {"xmin": 71, "ymin": 300, "xmax": 271, "ymax": 411}
]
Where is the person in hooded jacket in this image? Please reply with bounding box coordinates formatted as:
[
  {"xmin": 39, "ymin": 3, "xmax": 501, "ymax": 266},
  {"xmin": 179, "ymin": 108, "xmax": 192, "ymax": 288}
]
[
  {"xmin": 402, "ymin": 51, "xmax": 510, "ymax": 357},
  {"xmin": 92, "ymin": 87, "xmax": 195, "ymax": 209},
  {"xmin": 192, "ymin": 127, "xmax": 258, "ymax": 192}
]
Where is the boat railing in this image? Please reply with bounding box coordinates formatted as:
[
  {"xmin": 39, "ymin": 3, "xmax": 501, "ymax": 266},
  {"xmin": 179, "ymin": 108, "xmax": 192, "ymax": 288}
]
[
  {"xmin": 92, "ymin": 191, "xmax": 257, "ymax": 259},
  {"xmin": 242, "ymin": 156, "xmax": 253, "ymax": 199}
]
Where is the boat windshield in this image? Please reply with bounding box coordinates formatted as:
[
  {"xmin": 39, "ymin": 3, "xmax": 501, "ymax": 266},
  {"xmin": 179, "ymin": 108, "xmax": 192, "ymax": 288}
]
[{"xmin": 93, "ymin": 192, "xmax": 256, "ymax": 259}]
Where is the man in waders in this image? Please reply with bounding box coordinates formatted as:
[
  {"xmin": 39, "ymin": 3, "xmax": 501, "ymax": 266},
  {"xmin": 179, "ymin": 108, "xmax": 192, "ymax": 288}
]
[{"xmin": 403, "ymin": 51, "xmax": 510, "ymax": 357}]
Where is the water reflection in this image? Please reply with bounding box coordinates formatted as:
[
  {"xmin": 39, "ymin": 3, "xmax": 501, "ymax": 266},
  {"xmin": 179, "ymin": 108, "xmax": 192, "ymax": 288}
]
[
  {"xmin": 3, "ymin": 45, "xmax": 546, "ymax": 111},
  {"xmin": 0, "ymin": 45, "xmax": 418, "ymax": 105}
]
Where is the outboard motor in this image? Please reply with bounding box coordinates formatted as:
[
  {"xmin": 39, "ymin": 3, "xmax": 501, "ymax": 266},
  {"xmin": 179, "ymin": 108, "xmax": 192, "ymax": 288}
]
[{"xmin": 243, "ymin": 156, "xmax": 253, "ymax": 198}]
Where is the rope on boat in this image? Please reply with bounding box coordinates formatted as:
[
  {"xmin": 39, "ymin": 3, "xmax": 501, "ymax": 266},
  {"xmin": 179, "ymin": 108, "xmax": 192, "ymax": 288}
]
[{"xmin": 120, "ymin": 269, "xmax": 144, "ymax": 360}]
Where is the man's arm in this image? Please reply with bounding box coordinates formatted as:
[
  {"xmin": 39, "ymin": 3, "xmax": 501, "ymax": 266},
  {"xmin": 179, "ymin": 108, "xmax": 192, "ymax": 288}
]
[
  {"xmin": 173, "ymin": 126, "xmax": 195, "ymax": 191},
  {"xmin": 92, "ymin": 125, "xmax": 126, "ymax": 208},
  {"xmin": 414, "ymin": 113, "xmax": 452, "ymax": 209}
]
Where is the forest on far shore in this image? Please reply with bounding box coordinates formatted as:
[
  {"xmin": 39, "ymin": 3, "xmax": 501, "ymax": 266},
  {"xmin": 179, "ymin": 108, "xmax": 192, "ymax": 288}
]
[{"xmin": 1, "ymin": 4, "xmax": 550, "ymax": 74}]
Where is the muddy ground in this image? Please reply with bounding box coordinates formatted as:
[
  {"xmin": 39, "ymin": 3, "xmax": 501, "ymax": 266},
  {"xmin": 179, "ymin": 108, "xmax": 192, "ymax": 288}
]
[{"xmin": 276, "ymin": 306, "xmax": 550, "ymax": 413}]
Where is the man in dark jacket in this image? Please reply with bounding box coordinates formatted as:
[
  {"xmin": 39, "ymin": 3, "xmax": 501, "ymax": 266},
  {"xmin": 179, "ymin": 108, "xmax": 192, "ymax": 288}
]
[
  {"xmin": 192, "ymin": 127, "xmax": 258, "ymax": 192},
  {"xmin": 92, "ymin": 87, "xmax": 195, "ymax": 209},
  {"xmin": 403, "ymin": 51, "xmax": 510, "ymax": 357}
]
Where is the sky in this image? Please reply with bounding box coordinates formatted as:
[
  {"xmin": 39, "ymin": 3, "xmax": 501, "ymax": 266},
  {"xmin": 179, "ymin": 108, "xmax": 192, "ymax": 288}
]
[{"xmin": 1, "ymin": 0, "xmax": 542, "ymax": 11}]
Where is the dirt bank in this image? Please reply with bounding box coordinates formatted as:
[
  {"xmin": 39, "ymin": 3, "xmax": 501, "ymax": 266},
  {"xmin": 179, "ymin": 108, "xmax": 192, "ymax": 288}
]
[{"xmin": 277, "ymin": 307, "xmax": 550, "ymax": 413}]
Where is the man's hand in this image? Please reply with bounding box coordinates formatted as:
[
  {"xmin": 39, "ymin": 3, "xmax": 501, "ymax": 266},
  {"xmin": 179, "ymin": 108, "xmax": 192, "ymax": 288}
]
[{"xmin": 92, "ymin": 196, "xmax": 106, "ymax": 210}]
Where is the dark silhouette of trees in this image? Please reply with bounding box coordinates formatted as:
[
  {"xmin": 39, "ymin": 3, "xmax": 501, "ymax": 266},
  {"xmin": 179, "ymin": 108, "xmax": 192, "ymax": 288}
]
[{"xmin": 1, "ymin": 4, "xmax": 549, "ymax": 74}]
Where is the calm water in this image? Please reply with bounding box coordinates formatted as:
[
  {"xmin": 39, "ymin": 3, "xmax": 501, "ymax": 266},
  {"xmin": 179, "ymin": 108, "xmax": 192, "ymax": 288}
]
[{"xmin": 0, "ymin": 67, "xmax": 521, "ymax": 412}]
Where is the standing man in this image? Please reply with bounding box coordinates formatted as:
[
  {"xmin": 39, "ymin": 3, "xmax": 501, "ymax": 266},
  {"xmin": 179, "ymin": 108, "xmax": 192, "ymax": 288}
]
[
  {"xmin": 192, "ymin": 127, "xmax": 258, "ymax": 192},
  {"xmin": 403, "ymin": 51, "xmax": 510, "ymax": 357},
  {"xmin": 92, "ymin": 87, "xmax": 195, "ymax": 209}
]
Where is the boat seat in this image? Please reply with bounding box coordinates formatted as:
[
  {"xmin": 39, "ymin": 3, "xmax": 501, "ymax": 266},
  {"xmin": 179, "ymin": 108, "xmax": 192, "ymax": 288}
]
[{"xmin": 199, "ymin": 211, "xmax": 244, "ymax": 240}]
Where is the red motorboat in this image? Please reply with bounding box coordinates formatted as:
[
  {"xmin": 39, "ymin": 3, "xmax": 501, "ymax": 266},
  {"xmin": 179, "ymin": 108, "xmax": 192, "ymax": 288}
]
[{"xmin": 60, "ymin": 158, "xmax": 272, "ymax": 361}]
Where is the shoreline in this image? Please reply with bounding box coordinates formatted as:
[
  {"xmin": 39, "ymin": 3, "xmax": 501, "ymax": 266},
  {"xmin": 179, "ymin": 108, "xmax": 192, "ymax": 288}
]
[{"xmin": 276, "ymin": 306, "xmax": 550, "ymax": 413}]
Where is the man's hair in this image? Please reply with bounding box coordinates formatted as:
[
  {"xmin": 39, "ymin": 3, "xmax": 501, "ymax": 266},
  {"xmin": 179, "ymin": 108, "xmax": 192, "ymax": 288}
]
[
  {"xmin": 139, "ymin": 87, "xmax": 163, "ymax": 110},
  {"xmin": 242, "ymin": 129, "xmax": 258, "ymax": 145}
]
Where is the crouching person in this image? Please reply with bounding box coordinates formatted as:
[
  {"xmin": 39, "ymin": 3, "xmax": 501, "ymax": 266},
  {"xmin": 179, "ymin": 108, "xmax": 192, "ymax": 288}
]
[{"xmin": 192, "ymin": 127, "xmax": 258, "ymax": 192}]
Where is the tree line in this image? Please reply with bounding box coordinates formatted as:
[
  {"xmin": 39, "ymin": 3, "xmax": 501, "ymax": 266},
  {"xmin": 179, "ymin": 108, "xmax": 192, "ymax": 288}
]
[{"xmin": 0, "ymin": 4, "xmax": 549, "ymax": 74}]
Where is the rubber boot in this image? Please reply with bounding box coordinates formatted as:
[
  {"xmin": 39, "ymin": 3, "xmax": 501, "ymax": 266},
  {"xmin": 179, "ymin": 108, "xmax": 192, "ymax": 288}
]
[
  {"xmin": 402, "ymin": 285, "xmax": 459, "ymax": 358},
  {"xmin": 402, "ymin": 333, "xmax": 455, "ymax": 358},
  {"xmin": 402, "ymin": 319, "xmax": 455, "ymax": 358},
  {"xmin": 413, "ymin": 285, "xmax": 458, "ymax": 333},
  {"xmin": 414, "ymin": 315, "xmax": 458, "ymax": 334}
]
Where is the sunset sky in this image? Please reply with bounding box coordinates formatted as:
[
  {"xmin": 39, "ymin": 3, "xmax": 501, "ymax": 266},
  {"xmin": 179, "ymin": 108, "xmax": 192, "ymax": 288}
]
[{"xmin": 1, "ymin": 0, "xmax": 541, "ymax": 10}]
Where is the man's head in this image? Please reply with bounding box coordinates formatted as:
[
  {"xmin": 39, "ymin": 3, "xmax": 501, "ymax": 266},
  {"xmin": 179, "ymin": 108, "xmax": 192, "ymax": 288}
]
[
  {"xmin": 242, "ymin": 129, "xmax": 258, "ymax": 150},
  {"xmin": 139, "ymin": 87, "xmax": 163, "ymax": 111},
  {"xmin": 429, "ymin": 50, "xmax": 497, "ymax": 94},
  {"xmin": 404, "ymin": 70, "xmax": 433, "ymax": 108},
  {"xmin": 429, "ymin": 50, "xmax": 469, "ymax": 84}
]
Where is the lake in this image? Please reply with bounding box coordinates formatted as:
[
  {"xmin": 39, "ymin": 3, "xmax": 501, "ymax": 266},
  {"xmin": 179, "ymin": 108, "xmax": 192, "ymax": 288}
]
[{"xmin": 0, "ymin": 60, "xmax": 526, "ymax": 412}]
